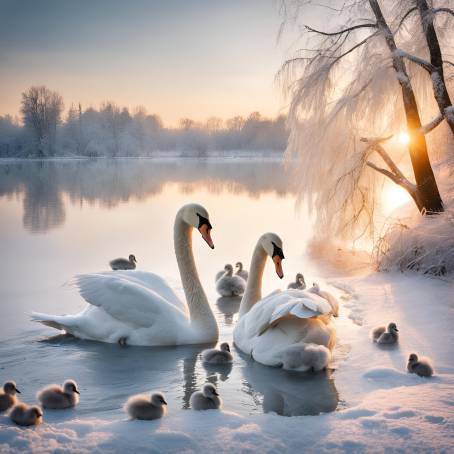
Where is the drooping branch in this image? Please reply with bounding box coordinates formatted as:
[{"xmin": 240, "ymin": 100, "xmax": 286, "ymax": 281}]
[
  {"xmin": 397, "ymin": 7, "xmax": 417, "ymax": 31},
  {"xmin": 432, "ymin": 7, "xmax": 454, "ymax": 18},
  {"xmin": 331, "ymin": 31, "xmax": 379, "ymax": 65},
  {"xmin": 304, "ymin": 23, "xmax": 377, "ymax": 36}
]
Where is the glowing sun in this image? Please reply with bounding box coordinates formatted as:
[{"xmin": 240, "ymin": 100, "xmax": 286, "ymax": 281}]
[{"xmin": 398, "ymin": 132, "xmax": 410, "ymax": 145}]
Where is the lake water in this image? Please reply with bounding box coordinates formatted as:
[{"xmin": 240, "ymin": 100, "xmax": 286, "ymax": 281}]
[{"xmin": 0, "ymin": 158, "xmax": 342, "ymax": 419}]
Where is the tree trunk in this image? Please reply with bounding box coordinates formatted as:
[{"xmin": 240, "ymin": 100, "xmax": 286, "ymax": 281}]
[
  {"xmin": 369, "ymin": 0, "xmax": 444, "ymax": 213},
  {"xmin": 415, "ymin": 0, "xmax": 454, "ymax": 135}
]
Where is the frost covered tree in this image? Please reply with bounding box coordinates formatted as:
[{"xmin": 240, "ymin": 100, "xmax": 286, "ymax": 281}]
[
  {"xmin": 21, "ymin": 86, "xmax": 64, "ymax": 156},
  {"xmin": 280, "ymin": 0, "xmax": 454, "ymax": 240}
]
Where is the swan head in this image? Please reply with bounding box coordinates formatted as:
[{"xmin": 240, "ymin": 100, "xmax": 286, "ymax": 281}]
[
  {"xmin": 235, "ymin": 262, "xmax": 243, "ymax": 271},
  {"xmin": 311, "ymin": 282, "xmax": 320, "ymax": 292},
  {"xmin": 408, "ymin": 353, "xmax": 418, "ymax": 364},
  {"xmin": 259, "ymin": 233, "xmax": 285, "ymax": 279},
  {"xmin": 220, "ymin": 342, "xmax": 230, "ymax": 352},
  {"xmin": 296, "ymin": 273, "xmax": 305, "ymax": 283},
  {"xmin": 151, "ymin": 392, "xmax": 167, "ymax": 407},
  {"xmin": 4, "ymin": 381, "xmax": 20, "ymax": 395},
  {"xmin": 179, "ymin": 203, "xmax": 214, "ymax": 249},
  {"xmin": 129, "ymin": 254, "xmax": 137, "ymax": 263},
  {"xmin": 63, "ymin": 380, "xmax": 80, "ymax": 395},
  {"xmin": 202, "ymin": 383, "xmax": 219, "ymax": 398},
  {"xmin": 387, "ymin": 322, "xmax": 398, "ymax": 334}
]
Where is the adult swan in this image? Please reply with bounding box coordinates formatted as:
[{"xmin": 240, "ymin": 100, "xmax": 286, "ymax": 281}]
[
  {"xmin": 32, "ymin": 204, "xmax": 219, "ymax": 346},
  {"xmin": 233, "ymin": 233, "xmax": 336, "ymax": 371}
]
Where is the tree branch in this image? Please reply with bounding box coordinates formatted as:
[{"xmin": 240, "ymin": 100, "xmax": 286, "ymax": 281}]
[
  {"xmin": 330, "ymin": 31, "xmax": 379, "ymax": 65},
  {"xmin": 419, "ymin": 113, "xmax": 445, "ymax": 134},
  {"xmin": 396, "ymin": 7, "xmax": 417, "ymax": 31},
  {"xmin": 432, "ymin": 7, "xmax": 454, "ymax": 18},
  {"xmin": 394, "ymin": 49, "xmax": 435, "ymax": 73},
  {"xmin": 304, "ymin": 23, "xmax": 377, "ymax": 37},
  {"xmin": 366, "ymin": 161, "xmax": 401, "ymax": 184}
]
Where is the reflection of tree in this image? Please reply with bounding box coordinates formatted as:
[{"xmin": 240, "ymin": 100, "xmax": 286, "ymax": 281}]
[
  {"xmin": 0, "ymin": 159, "xmax": 296, "ymax": 233},
  {"xmin": 22, "ymin": 163, "xmax": 65, "ymax": 233}
]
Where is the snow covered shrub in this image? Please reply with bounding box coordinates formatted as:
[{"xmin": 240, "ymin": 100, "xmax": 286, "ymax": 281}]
[{"xmin": 375, "ymin": 206, "xmax": 454, "ymax": 276}]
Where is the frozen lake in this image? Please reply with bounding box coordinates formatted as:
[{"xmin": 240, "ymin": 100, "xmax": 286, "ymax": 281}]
[{"xmin": 0, "ymin": 158, "xmax": 341, "ymax": 419}]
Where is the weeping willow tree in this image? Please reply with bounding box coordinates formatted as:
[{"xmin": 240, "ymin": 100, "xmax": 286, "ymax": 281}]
[{"xmin": 279, "ymin": 0, "xmax": 454, "ymax": 242}]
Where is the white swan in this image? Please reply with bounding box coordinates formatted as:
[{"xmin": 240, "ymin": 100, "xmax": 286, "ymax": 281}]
[
  {"xmin": 233, "ymin": 233, "xmax": 336, "ymax": 370},
  {"xmin": 31, "ymin": 203, "xmax": 219, "ymax": 346}
]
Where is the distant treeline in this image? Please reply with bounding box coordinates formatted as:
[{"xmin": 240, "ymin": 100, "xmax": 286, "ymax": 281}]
[{"xmin": 0, "ymin": 86, "xmax": 288, "ymax": 157}]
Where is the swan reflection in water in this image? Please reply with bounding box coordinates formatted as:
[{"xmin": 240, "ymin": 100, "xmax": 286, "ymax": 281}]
[
  {"xmin": 240, "ymin": 353, "xmax": 339, "ymax": 416},
  {"xmin": 36, "ymin": 332, "xmax": 337, "ymax": 417},
  {"xmin": 215, "ymin": 296, "xmax": 241, "ymax": 325}
]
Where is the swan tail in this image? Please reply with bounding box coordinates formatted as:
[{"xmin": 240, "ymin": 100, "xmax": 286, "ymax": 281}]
[
  {"xmin": 281, "ymin": 343, "xmax": 331, "ymax": 372},
  {"xmin": 30, "ymin": 312, "xmax": 76, "ymax": 333}
]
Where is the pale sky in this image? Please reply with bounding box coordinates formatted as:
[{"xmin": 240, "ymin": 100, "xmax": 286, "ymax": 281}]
[{"xmin": 0, "ymin": 0, "xmax": 308, "ymax": 126}]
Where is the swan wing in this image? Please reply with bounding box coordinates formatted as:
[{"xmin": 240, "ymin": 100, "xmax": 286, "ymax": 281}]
[
  {"xmin": 109, "ymin": 270, "xmax": 187, "ymax": 313},
  {"xmin": 72, "ymin": 273, "xmax": 186, "ymax": 328},
  {"xmin": 257, "ymin": 291, "xmax": 332, "ymax": 333}
]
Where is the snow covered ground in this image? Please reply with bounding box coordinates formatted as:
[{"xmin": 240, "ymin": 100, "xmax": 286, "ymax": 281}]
[{"xmin": 1, "ymin": 272, "xmax": 452, "ymax": 453}]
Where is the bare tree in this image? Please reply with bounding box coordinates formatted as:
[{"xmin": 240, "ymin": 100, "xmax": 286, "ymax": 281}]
[
  {"xmin": 279, "ymin": 0, "xmax": 452, "ymax": 239},
  {"xmin": 21, "ymin": 86, "xmax": 64, "ymax": 156}
]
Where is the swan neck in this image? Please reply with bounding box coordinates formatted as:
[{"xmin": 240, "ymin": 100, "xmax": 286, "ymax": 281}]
[
  {"xmin": 174, "ymin": 214, "xmax": 218, "ymax": 340},
  {"xmin": 239, "ymin": 242, "xmax": 267, "ymax": 317}
]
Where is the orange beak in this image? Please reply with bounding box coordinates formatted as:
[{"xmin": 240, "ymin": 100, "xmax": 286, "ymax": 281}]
[
  {"xmin": 273, "ymin": 255, "xmax": 284, "ymax": 279},
  {"xmin": 198, "ymin": 224, "xmax": 214, "ymax": 249}
]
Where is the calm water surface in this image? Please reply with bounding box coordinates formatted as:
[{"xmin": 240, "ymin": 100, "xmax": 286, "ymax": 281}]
[{"xmin": 0, "ymin": 158, "xmax": 341, "ymax": 418}]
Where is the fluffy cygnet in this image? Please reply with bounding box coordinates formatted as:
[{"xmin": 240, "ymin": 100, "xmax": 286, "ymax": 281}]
[
  {"xmin": 202, "ymin": 342, "xmax": 233, "ymax": 364},
  {"xmin": 287, "ymin": 273, "xmax": 306, "ymax": 290},
  {"xmin": 282, "ymin": 343, "xmax": 331, "ymax": 372},
  {"xmin": 0, "ymin": 381, "xmax": 21, "ymax": 412},
  {"xmin": 125, "ymin": 392, "xmax": 167, "ymax": 420},
  {"xmin": 235, "ymin": 262, "xmax": 249, "ymax": 281},
  {"xmin": 309, "ymin": 282, "xmax": 339, "ymax": 317},
  {"xmin": 110, "ymin": 254, "xmax": 137, "ymax": 270},
  {"xmin": 9, "ymin": 403, "xmax": 43, "ymax": 426},
  {"xmin": 190, "ymin": 383, "xmax": 222, "ymax": 410},
  {"xmin": 37, "ymin": 379, "xmax": 80, "ymax": 409},
  {"xmin": 407, "ymin": 353, "xmax": 433, "ymax": 377},
  {"xmin": 371, "ymin": 322, "xmax": 399, "ymax": 345},
  {"xmin": 216, "ymin": 264, "xmax": 246, "ymax": 297},
  {"xmin": 215, "ymin": 264, "xmax": 232, "ymax": 283}
]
